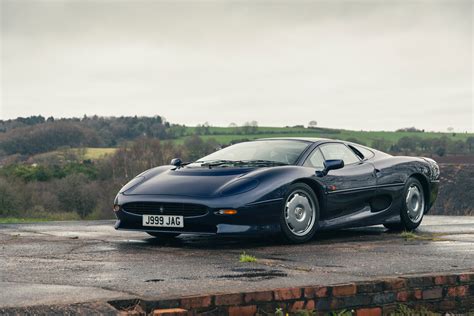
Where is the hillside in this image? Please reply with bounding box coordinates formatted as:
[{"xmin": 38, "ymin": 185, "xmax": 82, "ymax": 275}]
[
  {"xmin": 1, "ymin": 116, "xmax": 473, "ymax": 163},
  {"xmin": 0, "ymin": 116, "xmax": 473, "ymax": 222},
  {"xmin": 175, "ymin": 126, "xmax": 473, "ymax": 149}
]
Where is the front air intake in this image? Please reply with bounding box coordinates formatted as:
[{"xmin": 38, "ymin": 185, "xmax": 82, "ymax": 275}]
[{"xmin": 122, "ymin": 202, "xmax": 208, "ymax": 217}]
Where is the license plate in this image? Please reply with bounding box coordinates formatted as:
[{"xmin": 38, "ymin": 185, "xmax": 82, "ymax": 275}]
[{"xmin": 142, "ymin": 215, "xmax": 184, "ymax": 228}]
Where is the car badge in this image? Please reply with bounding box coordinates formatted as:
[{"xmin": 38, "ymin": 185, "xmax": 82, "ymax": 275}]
[{"xmin": 159, "ymin": 206, "xmax": 164, "ymax": 213}]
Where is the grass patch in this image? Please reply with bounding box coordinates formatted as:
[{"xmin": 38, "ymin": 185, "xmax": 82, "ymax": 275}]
[
  {"xmin": 329, "ymin": 311, "xmax": 352, "ymax": 316},
  {"xmin": 400, "ymin": 231, "xmax": 419, "ymax": 240},
  {"xmin": 400, "ymin": 231, "xmax": 445, "ymax": 242},
  {"xmin": 0, "ymin": 217, "xmax": 57, "ymax": 224},
  {"xmin": 267, "ymin": 305, "xmax": 438, "ymax": 316},
  {"xmin": 270, "ymin": 308, "xmax": 347, "ymax": 316},
  {"xmin": 0, "ymin": 212, "xmax": 81, "ymax": 224},
  {"xmin": 82, "ymin": 148, "xmax": 117, "ymax": 160},
  {"xmin": 33, "ymin": 147, "xmax": 117, "ymax": 162},
  {"xmin": 393, "ymin": 304, "xmax": 438, "ymax": 316},
  {"xmin": 239, "ymin": 252, "xmax": 257, "ymax": 263}
]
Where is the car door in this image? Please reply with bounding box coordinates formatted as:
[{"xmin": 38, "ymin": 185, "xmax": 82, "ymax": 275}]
[{"xmin": 307, "ymin": 142, "xmax": 377, "ymax": 220}]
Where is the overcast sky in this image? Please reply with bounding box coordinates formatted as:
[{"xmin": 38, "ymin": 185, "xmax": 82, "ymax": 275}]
[{"xmin": 1, "ymin": 0, "xmax": 473, "ymax": 132}]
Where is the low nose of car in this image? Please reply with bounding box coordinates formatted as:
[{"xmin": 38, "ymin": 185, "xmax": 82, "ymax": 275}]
[{"xmin": 122, "ymin": 167, "xmax": 256, "ymax": 197}]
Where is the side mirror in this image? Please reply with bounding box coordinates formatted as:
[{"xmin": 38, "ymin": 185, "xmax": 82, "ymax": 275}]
[
  {"xmin": 170, "ymin": 158, "xmax": 182, "ymax": 167},
  {"xmin": 316, "ymin": 159, "xmax": 344, "ymax": 177}
]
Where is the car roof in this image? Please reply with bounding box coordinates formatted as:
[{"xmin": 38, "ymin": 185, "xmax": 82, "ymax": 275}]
[
  {"xmin": 257, "ymin": 137, "xmax": 334, "ymax": 144},
  {"xmin": 255, "ymin": 137, "xmax": 390, "ymax": 159}
]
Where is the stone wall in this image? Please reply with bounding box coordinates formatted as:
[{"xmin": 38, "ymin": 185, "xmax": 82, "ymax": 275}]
[{"xmin": 111, "ymin": 271, "xmax": 474, "ymax": 315}]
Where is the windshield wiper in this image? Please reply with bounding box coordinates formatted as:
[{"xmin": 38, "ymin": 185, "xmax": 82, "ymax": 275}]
[
  {"xmin": 199, "ymin": 159, "xmax": 288, "ymax": 168},
  {"xmin": 239, "ymin": 160, "xmax": 289, "ymax": 166},
  {"xmin": 199, "ymin": 160, "xmax": 242, "ymax": 168}
]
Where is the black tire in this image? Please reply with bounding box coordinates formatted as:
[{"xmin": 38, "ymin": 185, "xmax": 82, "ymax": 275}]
[
  {"xmin": 280, "ymin": 183, "xmax": 319, "ymax": 243},
  {"xmin": 384, "ymin": 177, "xmax": 425, "ymax": 231},
  {"xmin": 147, "ymin": 232, "xmax": 180, "ymax": 239}
]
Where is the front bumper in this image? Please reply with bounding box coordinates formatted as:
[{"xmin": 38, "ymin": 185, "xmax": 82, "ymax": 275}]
[{"xmin": 113, "ymin": 194, "xmax": 283, "ymax": 236}]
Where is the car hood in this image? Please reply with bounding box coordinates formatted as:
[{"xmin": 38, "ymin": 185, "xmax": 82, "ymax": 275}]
[{"xmin": 122, "ymin": 166, "xmax": 257, "ymax": 197}]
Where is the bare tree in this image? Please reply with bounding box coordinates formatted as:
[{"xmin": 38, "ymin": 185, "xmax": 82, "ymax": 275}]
[{"xmin": 308, "ymin": 120, "xmax": 317, "ymax": 128}]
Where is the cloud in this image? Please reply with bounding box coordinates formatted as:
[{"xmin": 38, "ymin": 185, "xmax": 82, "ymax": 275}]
[{"xmin": 1, "ymin": 0, "xmax": 472, "ymax": 132}]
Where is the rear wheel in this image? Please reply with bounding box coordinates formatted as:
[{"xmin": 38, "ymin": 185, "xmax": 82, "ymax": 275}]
[
  {"xmin": 147, "ymin": 232, "xmax": 180, "ymax": 239},
  {"xmin": 280, "ymin": 183, "xmax": 319, "ymax": 243},
  {"xmin": 384, "ymin": 177, "xmax": 425, "ymax": 231}
]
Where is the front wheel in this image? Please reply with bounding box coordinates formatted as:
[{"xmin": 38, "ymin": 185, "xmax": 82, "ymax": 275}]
[
  {"xmin": 280, "ymin": 183, "xmax": 319, "ymax": 243},
  {"xmin": 384, "ymin": 177, "xmax": 425, "ymax": 231}
]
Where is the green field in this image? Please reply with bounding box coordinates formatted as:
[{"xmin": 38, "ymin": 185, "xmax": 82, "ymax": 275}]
[
  {"xmin": 33, "ymin": 147, "xmax": 117, "ymax": 161},
  {"xmin": 33, "ymin": 126, "xmax": 473, "ymax": 160},
  {"xmin": 81, "ymin": 148, "xmax": 117, "ymax": 159},
  {"xmin": 176, "ymin": 126, "xmax": 473, "ymax": 147}
]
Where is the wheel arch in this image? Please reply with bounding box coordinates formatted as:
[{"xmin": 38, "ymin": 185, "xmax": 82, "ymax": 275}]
[{"xmin": 290, "ymin": 178, "xmax": 325, "ymax": 211}]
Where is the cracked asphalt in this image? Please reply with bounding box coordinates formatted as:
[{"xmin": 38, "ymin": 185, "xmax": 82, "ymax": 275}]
[{"xmin": 0, "ymin": 216, "xmax": 473, "ymax": 309}]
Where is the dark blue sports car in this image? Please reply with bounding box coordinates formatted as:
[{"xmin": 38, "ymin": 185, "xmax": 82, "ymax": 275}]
[{"xmin": 113, "ymin": 138, "xmax": 439, "ymax": 243}]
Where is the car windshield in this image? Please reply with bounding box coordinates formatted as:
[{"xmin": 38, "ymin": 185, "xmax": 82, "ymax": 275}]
[{"xmin": 195, "ymin": 140, "xmax": 310, "ymax": 166}]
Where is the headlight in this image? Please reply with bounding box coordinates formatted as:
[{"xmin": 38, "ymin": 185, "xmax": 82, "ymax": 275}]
[
  {"xmin": 119, "ymin": 176, "xmax": 146, "ymax": 193},
  {"xmin": 220, "ymin": 178, "xmax": 259, "ymax": 196},
  {"xmin": 423, "ymin": 158, "xmax": 440, "ymax": 181},
  {"xmin": 431, "ymin": 162, "xmax": 440, "ymax": 180}
]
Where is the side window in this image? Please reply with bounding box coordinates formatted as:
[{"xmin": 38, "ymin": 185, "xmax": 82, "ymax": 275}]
[
  {"xmin": 303, "ymin": 148, "xmax": 325, "ymax": 170},
  {"xmin": 320, "ymin": 143, "xmax": 360, "ymax": 165},
  {"xmin": 351, "ymin": 144, "xmax": 375, "ymax": 160},
  {"xmin": 348, "ymin": 145, "xmax": 364, "ymax": 160}
]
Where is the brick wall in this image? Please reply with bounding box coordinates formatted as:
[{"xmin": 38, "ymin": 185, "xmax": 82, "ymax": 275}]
[{"xmin": 111, "ymin": 271, "xmax": 474, "ymax": 315}]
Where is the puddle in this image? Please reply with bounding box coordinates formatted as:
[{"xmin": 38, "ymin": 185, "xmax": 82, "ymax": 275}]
[
  {"xmin": 263, "ymin": 256, "xmax": 294, "ymax": 262},
  {"xmin": 120, "ymin": 239, "xmax": 148, "ymax": 244},
  {"xmin": 108, "ymin": 299, "xmax": 142, "ymax": 312},
  {"xmin": 177, "ymin": 276, "xmax": 199, "ymax": 280},
  {"xmin": 231, "ymin": 268, "xmax": 267, "ymax": 272},
  {"xmin": 93, "ymin": 245, "xmax": 117, "ymax": 252},
  {"xmin": 145, "ymin": 279, "xmax": 164, "ymax": 283}
]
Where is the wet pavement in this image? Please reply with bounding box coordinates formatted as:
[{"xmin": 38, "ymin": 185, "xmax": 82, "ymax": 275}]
[{"xmin": 0, "ymin": 216, "xmax": 473, "ymax": 308}]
